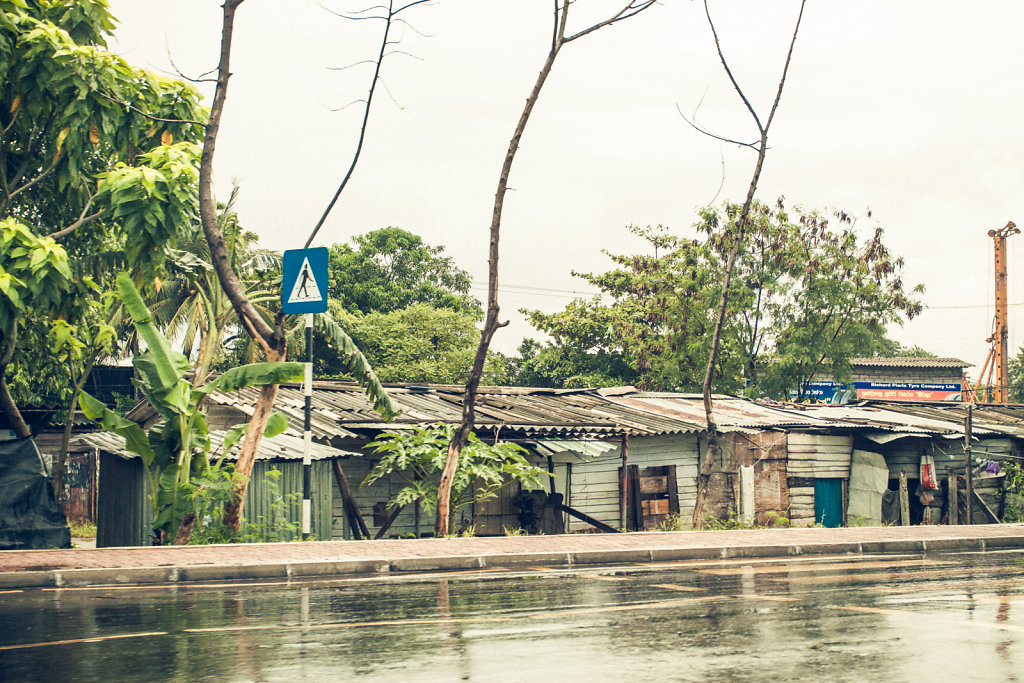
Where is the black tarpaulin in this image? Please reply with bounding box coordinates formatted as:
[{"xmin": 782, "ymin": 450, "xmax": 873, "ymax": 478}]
[{"xmin": 0, "ymin": 437, "xmax": 70, "ymax": 550}]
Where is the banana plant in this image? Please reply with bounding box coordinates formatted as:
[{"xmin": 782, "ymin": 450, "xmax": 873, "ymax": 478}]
[{"xmin": 80, "ymin": 272, "xmax": 302, "ymax": 544}]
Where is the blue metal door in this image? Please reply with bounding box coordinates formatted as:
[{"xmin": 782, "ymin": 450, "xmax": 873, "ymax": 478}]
[{"xmin": 814, "ymin": 478, "xmax": 843, "ymax": 528}]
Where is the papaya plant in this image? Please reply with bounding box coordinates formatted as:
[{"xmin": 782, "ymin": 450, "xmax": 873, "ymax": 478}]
[{"xmin": 79, "ymin": 272, "xmax": 302, "ymax": 544}]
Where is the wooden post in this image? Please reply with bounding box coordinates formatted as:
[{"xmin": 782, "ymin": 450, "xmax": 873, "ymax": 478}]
[
  {"xmin": 738, "ymin": 465, "xmax": 754, "ymax": 525},
  {"xmin": 898, "ymin": 471, "xmax": 910, "ymax": 526},
  {"xmin": 547, "ymin": 455, "xmax": 556, "ymax": 495},
  {"xmin": 332, "ymin": 460, "xmax": 370, "ymax": 540},
  {"xmin": 965, "ymin": 404, "xmax": 974, "ymax": 525},
  {"xmin": 557, "ymin": 503, "xmax": 620, "ymax": 534},
  {"xmin": 373, "ymin": 503, "xmax": 405, "ymax": 540},
  {"xmin": 947, "ymin": 470, "xmax": 958, "ymax": 525},
  {"xmin": 619, "ymin": 435, "xmax": 629, "ymax": 532}
]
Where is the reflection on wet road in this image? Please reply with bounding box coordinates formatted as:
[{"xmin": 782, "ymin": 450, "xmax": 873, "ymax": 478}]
[{"xmin": 2, "ymin": 550, "xmax": 1022, "ymax": 681}]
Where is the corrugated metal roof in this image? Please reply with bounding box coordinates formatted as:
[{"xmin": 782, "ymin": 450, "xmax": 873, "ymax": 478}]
[
  {"xmin": 851, "ymin": 357, "xmax": 971, "ymax": 369},
  {"xmin": 529, "ymin": 439, "xmax": 619, "ymax": 457},
  {"xmin": 75, "ymin": 430, "xmax": 361, "ymax": 461},
  {"xmin": 206, "ymin": 383, "xmax": 702, "ymax": 439},
  {"xmin": 202, "ymin": 381, "xmax": 1024, "ymax": 443},
  {"xmin": 853, "ymin": 401, "xmax": 1024, "ymax": 438},
  {"xmin": 604, "ymin": 393, "xmax": 834, "ymax": 432}
]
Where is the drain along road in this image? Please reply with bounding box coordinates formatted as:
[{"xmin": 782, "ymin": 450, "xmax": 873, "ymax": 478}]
[{"xmin": 2, "ymin": 549, "xmax": 1022, "ymax": 681}]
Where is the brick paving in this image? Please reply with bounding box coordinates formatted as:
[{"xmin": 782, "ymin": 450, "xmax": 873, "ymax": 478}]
[{"xmin": 3, "ymin": 524, "xmax": 1024, "ymax": 574}]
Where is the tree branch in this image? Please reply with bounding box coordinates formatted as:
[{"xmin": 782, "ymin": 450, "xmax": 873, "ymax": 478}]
[{"xmin": 199, "ymin": 0, "xmax": 278, "ymax": 349}]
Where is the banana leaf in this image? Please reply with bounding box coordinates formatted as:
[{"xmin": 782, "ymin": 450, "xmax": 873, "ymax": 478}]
[
  {"xmin": 117, "ymin": 272, "xmax": 188, "ymax": 394},
  {"xmin": 79, "ymin": 391, "xmax": 155, "ymax": 466},
  {"xmin": 193, "ymin": 362, "xmax": 304, "ymax": 399},
  {"xmin": 315, "ymin": 313, "xmax": 396, "ymax": 420}
]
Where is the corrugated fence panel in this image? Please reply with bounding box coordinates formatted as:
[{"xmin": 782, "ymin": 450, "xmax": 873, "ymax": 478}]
[
  {"xmin": 97, "ymin": 454, "xmax": 152, "ymax": 547},
  {"xmin": 244, "ymin": 460, "xmax": 332, "ymax": 541}
]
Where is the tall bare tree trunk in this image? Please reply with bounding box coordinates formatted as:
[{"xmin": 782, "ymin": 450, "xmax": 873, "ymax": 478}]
[
  {"xmin": 693, "ymin": 0, "xmax": 806, "ymax": 527},
  {"xmin": 436, "ymin": 1, "xmax": 656, "ymax": 536}
]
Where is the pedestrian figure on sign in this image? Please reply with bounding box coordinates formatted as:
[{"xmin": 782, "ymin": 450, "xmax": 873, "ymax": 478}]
[{"xmin": 298, "ymin": 268, "xmax": 312, "ymax": 298}]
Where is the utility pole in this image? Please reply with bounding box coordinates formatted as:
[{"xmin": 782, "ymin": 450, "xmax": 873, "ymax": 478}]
[{"xmin": 988, "ymin": 221, "xmax": 1019, "ymax": 402}]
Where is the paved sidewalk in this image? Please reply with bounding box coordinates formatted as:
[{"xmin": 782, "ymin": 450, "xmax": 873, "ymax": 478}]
[{"xmin": 2, "ymin": 524, "xmax": 1023, "ymax": 589}]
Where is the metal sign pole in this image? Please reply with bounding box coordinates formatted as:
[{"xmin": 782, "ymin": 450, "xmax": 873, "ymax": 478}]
[
  {"xmin": 282, "ymin": 247, "xmax": 327, "ymax": 542},
  {"xmin": 302, "ymin": 312, "xmax": 313, "ymax": 539}
]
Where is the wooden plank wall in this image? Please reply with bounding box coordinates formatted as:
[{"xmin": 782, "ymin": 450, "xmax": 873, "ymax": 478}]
[
  {"xmin": 569, "ymin": 435, "xmax": 698, "ymax": 532},
  {"xmin": 787, "ymin": 433, "xmax": 852, "ymax": 525},
  {"xmin": 787, "ymin": 433, "xmax": 853, "ymax": 478},
  {"xmin": 331, "ymin": 456, "xmax": 423, "ymax": 539}
]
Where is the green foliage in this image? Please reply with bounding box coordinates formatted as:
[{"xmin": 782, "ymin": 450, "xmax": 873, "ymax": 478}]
[
  {"xmin": 1, "ymin": 0, "xmax": 206, "ymax": 426},
  {"xmin": 316, "ymin": 227, "xmax": 483, "ymax": 388},
  {"xmin": 242, "ymin": 468, "xmax": 303, "ymax": 543},
  {"xmin": 1008, "ymin": 347, "xmax": 1024, "ymax": 403},
  {"xmin": 319, "ymin": 302, "xmax": 479, "ymax": 385},
  {"xmin": 79, "ymin": 273, "xmax": 303, "ymax": 543},
  {"xmin": 0, "ymin": 218, "xmax": 73, "ymax": 332},
  {"xmin": 189, "ymin": 467, "xmax": 305, "ymax": 545},
  {"xmin": 654, "ymin": 513, "xmax": 688, "ymax": 531},
  {"xmin": 327, "ymin": 227, "xmax": 480, "ymax": 317},
  {"xmin": 523, "ymin": 200, "xmax": 923, "ymax": 396},
  {"xmin": 503, "ymin": 319, "xmax": 639, "ymax": 389},
  {"xmin": 188, "ymin": 464, "xmax": 244, "ymax": 545},
  {"xmin": 1003, "ymin": 461, "xmax": 1024, "ymax": 523},
  {"xmin": 363, "ymin": 423, "xmax": 548, "ymax": 526}
]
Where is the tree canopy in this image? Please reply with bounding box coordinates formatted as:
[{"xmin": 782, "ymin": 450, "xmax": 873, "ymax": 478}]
[
  {"xmin": 327, "ymin": 227, "xmax": 480, "ymax": 317},
  {"xmin": 1, "ymin": 0, "xmax": 207, "ymax": 435},
  {"xmin": 522, "ymin": 200, "xmax": 923, "ymax": 398}
]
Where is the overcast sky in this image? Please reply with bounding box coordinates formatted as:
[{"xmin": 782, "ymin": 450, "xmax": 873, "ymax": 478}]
[{"xmin": 106, "ymin": 1, "xmax": 1024, "ymax": 372}]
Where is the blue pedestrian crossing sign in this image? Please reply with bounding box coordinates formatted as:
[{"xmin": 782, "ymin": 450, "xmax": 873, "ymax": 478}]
[{"xmin": 282, "ymin": 247, "xmax": 328, "ymax": 314}]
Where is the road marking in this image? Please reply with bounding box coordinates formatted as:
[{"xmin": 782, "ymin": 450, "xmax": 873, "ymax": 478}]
[
  {"xmin": 185, "ymin": 615, "xmax": 516, "ymax": 634},
  {"xmin": 528, "ymin": 597, "xmax": 719, "ymax": 619},
  {"xmin": 585, "ymin": 574, "xmax": 629, "ymax": 582},
  {"xmin": 0, "ymin": 631, "xmax": 167, "ymax": 651},
  {"xmin": 695, "ymin": 559, "xmax": 930, "ymax": 576},
  {"xmin": 0, "ymin": 590, "xmax": 22, "ymax": 595},
  {"xmin": 834, "ymin": 605, "xmax": 906, "ymax": 616},
  {"xmin": 780, "ymin": 565, "xmax": 1024, "ymax": 586},
  {"xmin": 734, "ymin": 594, "xmax": 798, "ymax": 603},
  {"xmin": 183, "ymin": 596, "xmax": 725, "ymax": 635},
  {"xmin": 652, "ymin": 583, "xmax": 705, "ymax": 592}
]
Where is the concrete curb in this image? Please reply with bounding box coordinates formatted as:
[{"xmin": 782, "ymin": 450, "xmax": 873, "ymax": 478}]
[{"xmin": 2, "ymin": 533, "xmax": 1023, "ymax": 589}]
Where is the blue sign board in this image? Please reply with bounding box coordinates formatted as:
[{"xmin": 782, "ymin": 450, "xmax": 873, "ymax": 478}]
[{"xmin": 281, "ymin": 247, "xmax": 328, "ymax": 314}]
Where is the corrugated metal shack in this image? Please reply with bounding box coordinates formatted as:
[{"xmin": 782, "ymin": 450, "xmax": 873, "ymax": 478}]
[
  {"xmin": 783, "ymin": 401, "xmax": 1018, "ymax": 525},
  {"xmin": 203, "ymin": 382, "xmax": 1022, "ymax": 535},
  {"xmin": 205, "ymin": 382, "xmax": 683, "ymax": 537},
  {"xmin": 78, "ymin": 431, "xmax": 356, "ymax": 546}
]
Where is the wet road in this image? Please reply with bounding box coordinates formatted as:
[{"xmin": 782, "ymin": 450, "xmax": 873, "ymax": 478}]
[{"xmin": 2, "ymin": 550, "xmax": 1023, "ymax": 682}]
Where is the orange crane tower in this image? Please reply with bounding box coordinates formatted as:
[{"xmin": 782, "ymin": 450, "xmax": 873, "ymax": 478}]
[{"xmin": 974, "ymin": 221, "xmax": 1019, "ymax": 402}]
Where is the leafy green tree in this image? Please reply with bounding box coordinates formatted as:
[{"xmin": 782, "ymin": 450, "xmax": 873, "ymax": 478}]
[
  {"xmin": 1, "ymin": 0, "xmax": 207, "ymax": 436},
  {"xmin": 508, "ymin": 302, "xmax": 639, "ymax": 388},
  {"xmin": 524, "ymin": 200, "xmax": 923, "ymax": 398},
  {"xmin": 363, "ymin": 423, "xmax": 547, "ymax": 533},
  {"xmin": 872, "ymin": 336, "xmax": 938, "ymax": 359},
  {"xmin": 319, "ymin": 302, "xmax": 479, "ymax": 384},
  {"xmin": 1008, "ymin": 347, "xmax": 1024, "ymax": 403},
  {"xmin": 327, "ymin": 227, "xmax": 480, "ymax": 317}
]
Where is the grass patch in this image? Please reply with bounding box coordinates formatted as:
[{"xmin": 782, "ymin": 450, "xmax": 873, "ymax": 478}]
[{"xmin": 69, "ymin": 521, "xmax": 97, "ymax": 538}]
